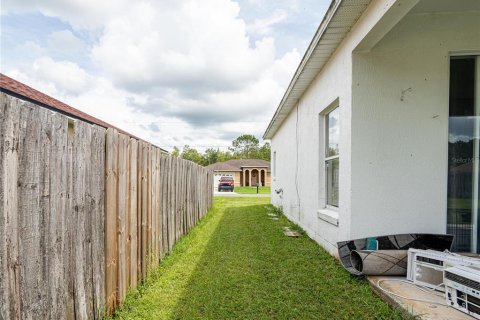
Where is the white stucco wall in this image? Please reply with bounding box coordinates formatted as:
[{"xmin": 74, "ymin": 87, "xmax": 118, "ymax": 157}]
[
  {"xmin": 350, "ymin": 10, "xmax": 480, "ymax": 239},
  {"xmin": 270, "ymin": 0, "xmax": 408, "ymax": 255},
  {"xmin": 270, "ymin": 0, "xmax": 480, "ymax": 254}
]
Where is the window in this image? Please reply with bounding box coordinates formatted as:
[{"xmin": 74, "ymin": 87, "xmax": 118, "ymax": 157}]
[
  {"xmin": 447, "ymin": 55, "xmax": 480, "ymax": 252},
  {"xmin": 325, "ymin": 108, "xmax": 339, "ymax": 207}
]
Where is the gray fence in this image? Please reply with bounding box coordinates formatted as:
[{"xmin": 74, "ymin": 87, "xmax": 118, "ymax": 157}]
[{"xmin": 0, "ymin": 93, "xmax": 213, "ymax": 319}]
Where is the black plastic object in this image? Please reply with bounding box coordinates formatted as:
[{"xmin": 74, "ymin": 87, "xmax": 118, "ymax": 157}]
[
  {"xmin": 350, "ymin": 250, "xmax": 408, "ymax": 276},
  {"xmin": 337, "ymin": 234, "xmax": 454, "ymax": 275}
]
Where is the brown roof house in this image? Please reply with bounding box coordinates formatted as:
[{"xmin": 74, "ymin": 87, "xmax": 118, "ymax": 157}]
[{"xmin": 206, "ymin": 159, "xmax": 271, "ymax": 188}]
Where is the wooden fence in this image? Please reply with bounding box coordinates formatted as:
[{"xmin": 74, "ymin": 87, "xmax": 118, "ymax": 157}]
[{"xmin": 0, "ymin": 93, "xmax": 213, "ymax": 319}]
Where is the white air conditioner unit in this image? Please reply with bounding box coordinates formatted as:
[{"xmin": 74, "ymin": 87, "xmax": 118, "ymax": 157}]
[
  {"xmin": 407, "ymin": 249, "xmax": 480, "ymax": 291},
  {"xmin": 445, "ymin": 265, "xmax": 480, "ymax": 319}
]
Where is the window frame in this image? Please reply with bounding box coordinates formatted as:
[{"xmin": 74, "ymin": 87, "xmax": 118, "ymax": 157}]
[{"xmin": 325, "ymin": 106, "xmax": 339, "ymax": 209}]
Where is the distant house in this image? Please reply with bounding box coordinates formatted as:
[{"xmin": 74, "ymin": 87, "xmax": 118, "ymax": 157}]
[
  {"xmin": 206, "ymin": 159, "xmax": 271, "ymax": 188},
  {"xmin": 264, "ymin": 0, "xmax": 480, "ymax": 255}
]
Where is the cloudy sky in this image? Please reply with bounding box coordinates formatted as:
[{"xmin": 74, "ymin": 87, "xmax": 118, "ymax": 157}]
[{"xmin": 1, "ymin": 0, "xmax": 329, "ymax": 152}]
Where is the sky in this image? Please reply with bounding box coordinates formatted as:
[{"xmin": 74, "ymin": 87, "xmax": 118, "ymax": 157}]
[{"xmin": 1, "ymin": 0, "xmax": 330, "ymax": 152}]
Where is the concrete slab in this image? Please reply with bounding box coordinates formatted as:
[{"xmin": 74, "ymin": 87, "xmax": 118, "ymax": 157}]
[
  {"xmin": 368, "ymin": 276, "xmax": 470, "ymax": 319},
  {"xmin": 283, "ymin": 227, "xmax": 301, "ymax": 237}
]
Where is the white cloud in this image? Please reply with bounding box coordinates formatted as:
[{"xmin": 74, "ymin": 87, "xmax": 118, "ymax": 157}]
[
  {"xmin": 91, "ymin": 0, "xmax": 277, "ymax": 93},
  {"xmin": 246, "ymin": 9, "xmax": 289, "ymax": 36},
  {"xmin": 31, "ymin": 57, "xmax": 92, "ymax": 96},
  {"xmin": 47, "ymin": 30, "xmax": 85, "ymax": 52},
  {"xmin": 2, "ymin": 0, "xmax": 306, "ymax": 151},
  {"xmin": 1, "ymin": 0, "xmax": 128, "ymax": 29},
  {"xmin": 89, "ymin": 0, "xmax": 301, "ymax": 129}
]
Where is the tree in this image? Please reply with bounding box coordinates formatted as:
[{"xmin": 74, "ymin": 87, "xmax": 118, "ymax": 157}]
[
  {"xmin": 229, "ymin": 134, "xmax": 259, "ymax": 159},
  {"xmin": 203, "ymin": 148, "xmax": 219, "ymax": 166},
  {"xmin": 258, "ymin": 142, "xmax": 271, "ymax": 161},
  {"xmin": 169, "ymin": 134, "xmax": 270, "ymax": 166},
  {"xmin": 171, "ymin": 146, "xmax": 180, "ymax": 157},
  {"xmin": 180, "ymin": 145, "xmax": 204, "ymax": 165}
]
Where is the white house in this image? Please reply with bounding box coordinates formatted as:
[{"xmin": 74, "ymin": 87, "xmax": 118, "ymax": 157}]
[{"xmin": 264, "ymin": 0, "xmax": 480, "ymax": 255}]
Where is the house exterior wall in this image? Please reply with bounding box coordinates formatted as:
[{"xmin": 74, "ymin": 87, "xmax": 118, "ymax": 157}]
[
  {"xmin": 270, "ymin": 0, "xmax": 401, "ymax": 255},
  {"xmin": 350, "ymin": 10, "xmax": 480, "ymax": 240},
  {"xmin": 234, "ymin": 172, "xmax": 241, "ymax": 187},
  {"xmin": 270, "ymin": 0, "xmax": 480, "ymax": 255}
]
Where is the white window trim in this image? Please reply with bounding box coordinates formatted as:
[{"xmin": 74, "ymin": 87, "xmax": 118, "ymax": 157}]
[
  {"xmin": 317, "ymin": 208, "xmax": 339, "ymax": 226},
  {"xmin": 324, "ymin": 107, "xmax": 339, "ymax": 208},
  {"xmin": 318, "ymin": 98, "xmax": 340, "ymax": 222}
]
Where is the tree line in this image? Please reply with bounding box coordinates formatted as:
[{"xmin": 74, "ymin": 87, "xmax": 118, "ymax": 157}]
[{"xmin": 171, "ymin": 134, "xmax": 271, "ymax": 166}]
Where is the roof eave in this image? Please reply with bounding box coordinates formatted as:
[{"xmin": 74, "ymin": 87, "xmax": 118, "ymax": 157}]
[{"xmin": 263, "ymin": 0, "xmax": 371, "ymax": 139}]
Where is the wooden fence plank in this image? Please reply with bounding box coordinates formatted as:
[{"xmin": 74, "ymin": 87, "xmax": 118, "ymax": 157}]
[
  {"xmin": 38, "ymin": 107, "xmax": 52, "ymax": 318},
  {"xmin": 72, "ymin": 120, "xmax": 92, "ymax": 320},
  {"xmin": 117, "ymin": 134, "xmax": 128, "ymax": 303},
  {"xmin": 160, "ymin": 155, "xmax": 168, "ymax": 257},
  {"xmin": 84, "ymin": 123, "xmax": 95, "ymax": 320},
  {"xmin": 146, "ymin": 145, "xmax": 152, "ymax": 271},
  {"xmin": 186, "ymin": 163, "xmax": 191, "ymax": 232},
  {"xmin": 0, "ymin": 94, "xmax": 7, "ymax": 319},
  {"xmin": 168, "ymin": 156, "xmax": 175, "ymax": 251},
  {"xmin": 90, "ymin": 125, "xmax": 106, "ymax": 319},
  {"xmin": 129, "ymin": 139, "xmax": 138, "ymax": 288},
  {"xmin": 105, "ymin": 128, "xmax": 118, "ymax": 315},
  {"xmin": 18, "ymin": 103, "xmax": 47, "ymax": 319},
  {"xmin": 65, "ymin": 118, "xmax": 75, "ymax": 320},
  {"xmin": 181, "ymin": 160, "xmax": 184, "ymax": 236},
  {"xmin": 126, "ymin": 138, "xmax": 131, "ymax": 288},
  {"xmin": 155, "ymin": 149, "xmax": 162, "ymax": 261},
  {"xmin": 150, "ymin": 147, "xmax": 157, "ymax": 268},
  {"xmin": 136, "ymin": 141, "xmax": 143, "ymax": 282},
  {"xmin": 1, "ymin": 96, "xmax": 21, "ymax": 319},
  {"xmin": 177, "ymin": 160, "xmax": 182, "ymax": 239},
  {"xmin": 141, "ymin": 142, "xmax": 148, "ymax": 279},
  {"xmin": 47, "ymin": 112, "xmax": 68, "ymax": 319}
]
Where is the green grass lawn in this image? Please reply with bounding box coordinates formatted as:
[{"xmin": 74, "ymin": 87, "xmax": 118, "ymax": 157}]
[
  {"xmin": 111, "ymin": 197, "xmax": 403, "ymax": 320},
  {"xmin": 234, "ymin": 186, "xmax": 271, "ymax": 194}
]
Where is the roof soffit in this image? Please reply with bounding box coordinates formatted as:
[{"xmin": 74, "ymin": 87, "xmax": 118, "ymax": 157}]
[{"xmin": 263, "ymin": 0, "xmax": 371, "ymax": 139}]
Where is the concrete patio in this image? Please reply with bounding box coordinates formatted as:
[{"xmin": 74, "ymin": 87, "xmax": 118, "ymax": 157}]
[{"xmin": 368, "ymin": 276, "xmax": 471, "ymax": 319}]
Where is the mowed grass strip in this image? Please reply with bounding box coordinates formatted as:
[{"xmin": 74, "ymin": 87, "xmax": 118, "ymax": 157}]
[
  {"xmin": 234, "ymin": 186, "xmax": 271, "ymax": 194},
  {"xmin": 111, "ymin": 197, "xmax": 404, "ymax": 320}
]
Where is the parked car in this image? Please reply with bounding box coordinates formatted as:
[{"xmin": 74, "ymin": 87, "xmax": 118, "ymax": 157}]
[{"xmin": 218, "ymin": 176, "xmax": 234, "ymax": 192}]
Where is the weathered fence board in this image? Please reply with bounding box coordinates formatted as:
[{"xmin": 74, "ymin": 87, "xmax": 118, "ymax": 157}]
[
  {"xmin": 18, "ymin": 103, "xmax": 47, "ymax": 319},
  {"xmin": 90, "ymin": 125, "xmax": 106, "ymax": 320},
  {"xmin": 48, "ymin": 112, "xmax": 68, "ymax": 320},
  {"xmin": 0, "ymin": 94, "xmax": 5, "ymax": 319},
  {"xmin": 105, "ymin": 128, "xmax": 118, "ymax": 314},
  {"xmin": 73, "ymin": 121, "xmax": 92, "ymax": 320},
  {"xmin": 0, "ymin": 93, "xmax": 213, "ymax": 319},
  {"xmin": 140, "ymin": 141, "xmax": 148, "ymax": 281},
  {"xmin": 136, "ymin": 140, "xmax": 142, "ymax": 283},
  {"xmin": 1, "ymin": 95, "xmax": 21, "ymax": 319},
  {"xmin": 117, "ymin": 134, "xmax": 127, "ymax": 303},
  {"xmin": 128, "ymin": 139, "xmax": 138, "ymax": 289}
]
